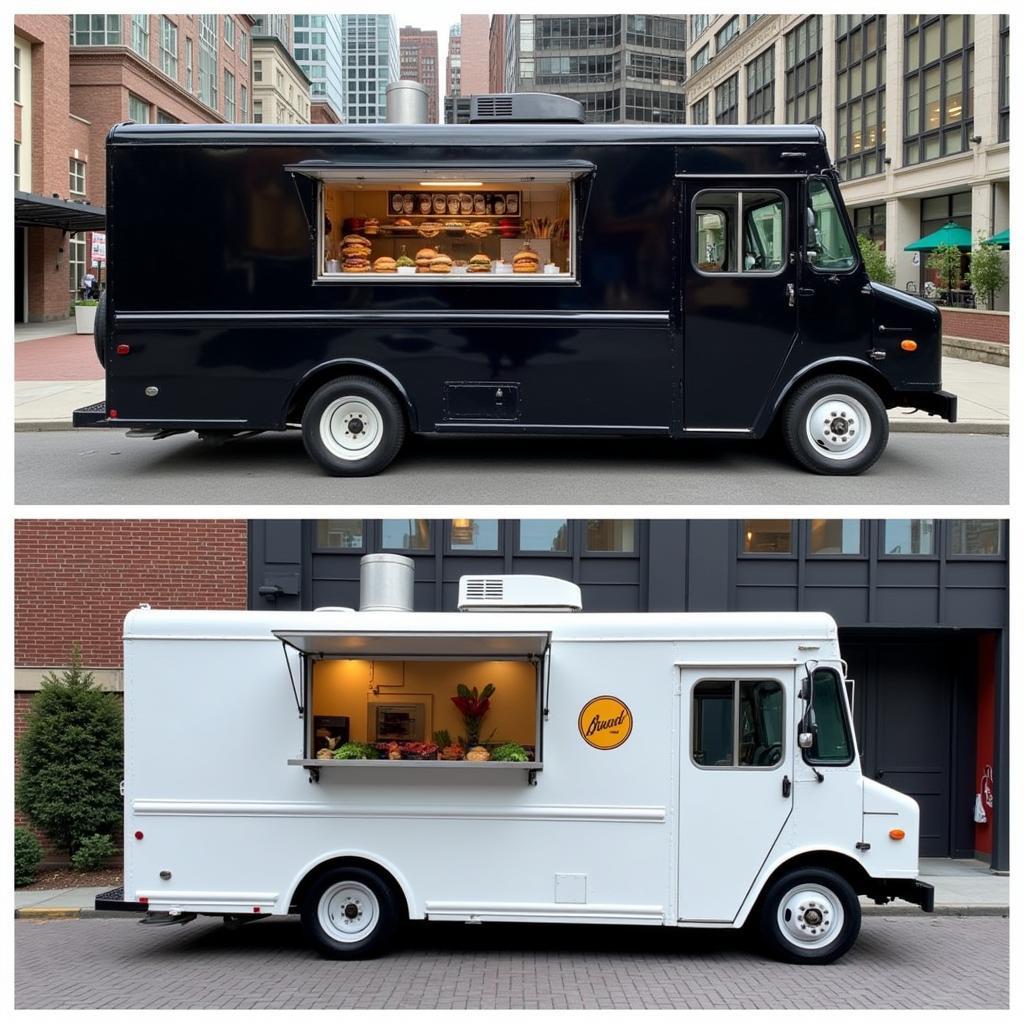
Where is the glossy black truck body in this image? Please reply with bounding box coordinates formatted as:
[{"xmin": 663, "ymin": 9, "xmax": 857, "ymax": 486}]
[{"xmin": 75, "ymin": 121, "xmax": 956, "ymax": 474}]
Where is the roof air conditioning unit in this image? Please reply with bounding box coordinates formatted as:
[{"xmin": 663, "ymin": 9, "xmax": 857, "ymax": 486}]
[
  {"xmin": 458, "ymin": 574, "xmax": 583, "ymax": 612},
  {"xmin": 469, "ymin": 93, "xmax": 585, "ymax": 124}
]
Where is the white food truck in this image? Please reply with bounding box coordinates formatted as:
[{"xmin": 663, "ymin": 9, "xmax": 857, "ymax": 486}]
[{"xmin": 97, "ymin": 564, "xmax": 933, "ymax": 965}]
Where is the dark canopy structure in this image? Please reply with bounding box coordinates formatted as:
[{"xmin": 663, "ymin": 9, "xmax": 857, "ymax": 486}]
[{"xmin": 14, "ymin": 191, "xmax": 106, "ymax": 232}]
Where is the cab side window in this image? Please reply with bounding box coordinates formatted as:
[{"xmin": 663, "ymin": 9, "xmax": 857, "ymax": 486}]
[
  {"xmin": 805, "ymin": 178, "xmax": 857, "ymax": 272},
  {"xmin": 693, "ymin": 679, "xmax": 784, "ymax": 767},
  {"xmin": 803, "ymin": 668, "xmax": 854, "ymax": 764},
  {"xmin": 693, "ymin": 190, "xmax": 786, "ymax": 274}
]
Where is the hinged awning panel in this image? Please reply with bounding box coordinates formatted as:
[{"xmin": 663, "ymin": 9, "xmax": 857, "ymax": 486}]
[
  {"xmin": 285, "ymin": 159, "xmax": 596, "ymax": 184},
  {"xmin": 272, "ymin": 629, "xmax": 550, "ymax": 660}
]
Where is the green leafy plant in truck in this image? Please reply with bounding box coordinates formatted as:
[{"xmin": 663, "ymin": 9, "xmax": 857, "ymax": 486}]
[
  {"xmin": 451, "ymin": 684, "xmax": 495, "ymax": 748},
  {"xmin": 15, "ymin": 647, "xmax": 123, "ymax": 856},
  {"xmin": 331, "ymin": 742, "xmax": 379, "ymax": 760},
  {"xmin": 14, "ymin": 827, "xmax": 43, "ymax": 887},
  {"xmin": 490, "ymin": 742, "xmax": 530, "ymax": 763}
]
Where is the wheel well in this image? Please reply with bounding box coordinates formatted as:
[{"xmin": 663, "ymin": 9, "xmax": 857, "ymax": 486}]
[
  {"xmin": 284, "ymin": 364, "xmax": 414, "ymax": 429},
  {"xmin": 753, "ymin": 851, "xmax": 874, "ymax": 913},
  {"xmin": 773, "ymin": 362, "xmax": 897, "ymax": 421},
  {"xmin": 289, "ymin": 856, "xmax": 410, "ymax": 919}
]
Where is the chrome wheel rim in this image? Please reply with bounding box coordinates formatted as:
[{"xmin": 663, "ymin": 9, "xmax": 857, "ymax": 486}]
[
  {"xmin": 320, "ymin": 397, "xmax": 384, "ymax": 461},
  {"xmin": 777, "ymin": 883, "xmax": 845, "ymax": 950},
  {"xmin": 317, "ymin": 881, "xmax": 380, "ymax": 943},
  {"xmin": 805, "ymin": 394, "xmax": 872, "ymax": 461}
]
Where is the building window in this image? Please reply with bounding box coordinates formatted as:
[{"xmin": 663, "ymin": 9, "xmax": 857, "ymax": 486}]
[
  {"xmin": 518, "ymin": 520, "xmax": 569, "ymax": 554},
  {"xmin": 130, "ymin": 14, "xmax": 149, "ymax": 59},
  {"xmin": 14, "ymin": 141, "xmax": 20, "ymax": 190},
  {"xmin": 224, "ymin": 69, "xmax": 235, "ymax": 121},
  {"xmin": 835, "ymin": 15, "xmax": 886, "ymax": 180},
  {"xmin": 449, "ymin": 519, "xmax": 500, "ymax": 552},
  {"xmin": 785, "ymin": 15, "xmax": 822, "ymax": 125},
  {"xmin": 882, "ymin": 519, "xmax": 936, "ymax": 556},
  {"xmin": 381, "ymin": 520, "xmax": 431, "ymax": 552},
  {"xmin": 68, "ymin": 158, "xmax": 86, "ymax": 195},
  {"xmin": 185, "ymin": 37, "xmax": 193, "ymax": 93},
  {"xmin": 852, "ymin": 204, "xmax": 886, "ymax": 247},
  {"xmin": 158, "ymin": 17, "xmax": 178, "ymax": 80},
  {"xmin": 14, "ymin": 44, "xmax": 22, "ymax": 103},
  {"xmin": 127, "ymin": 93, "xmax": 150, "ymax": 124},
  {"xmin": 224, "ymin": 16, "xmax": 235, "ymax": 49},
  {"xmin": 253, "ymin": 99, "xmax": 263, "ymax": 123},
  {"xmin": 746, "ymin": 46, "xmax": 775, "ymax": 125},
  {"xmin": 948, "ymin": 520, "xmax": 1003, "ymax": 557},
  {"xmin": 692, "ymin": 680, "xmax": 784, "ymax": 768},
  {"xmin": 691, "ymin": 94, "xmax": 709, "ymax": 125},
  {"xmin": 198, "ymin": 13, "xmax": 218, "ymax": 110},
  {"xmin": 747, "ymin": 16, "xmax": 762, "ymax": 28},
  {"xmin": 253, "ymin": 59, "xmax": 263, "ymax": 83},
  {"xmin": 156, "ymin": 109, "xmax": 178, "ymax": 124},
  {"xmin": 585, "ymin": 521, "xmax": 637, "ymax": 553},
  {"xmin": 240, "ymin": 84, "xmax": 248, "ymax": 122},
  {"xmin": 998, "ymin": 15, "xmax": 1009, "ymax": 143},
  {"xmin": 240, "ymin": 31, "xmax": 248, "ymax": 64},
  {"xmin": 691, "ymin": 15, "xmax": 710, "ymax": 40},
  {"xmin": 903, "ymin": 15, "xmax": 974, "ymax": 165},
  {"xmin": 809, "ymin": 520, "xmax": 862, "ymax": 556},
  {"xmin": 625, "ymin": 88, "xmax": 686, "ymax": 124},
  {"xmin": 68, "ymin": 232, "xmax": 86, "ymax": 304},
  {"xmin": 715, "ymin": 16, "xmax": 740, "ymax": 54},
  {"xmin": 693, "ymin": 190, "xmax": 786, "ymax": 274},
  {"xmin": 742, "ymin": 520, "xmax": 792, "ymax": 554},
  {"xmin": 691, "ymin": 45, "xmax": 709, "ymax": 75},
  {"xmin": 315, "ymin": 520, "xmax": 365, "ymax": 550},
  {"xmin": 71, "ymin": 14, "xmax": 122, "ymax": 46},
  {"xmin": 919, "ymin": 191, "xmax": 971, "ymax": 292},
  {"xmin": 715, "ymin": 73, "xmax": 738, "ymax": 124}
]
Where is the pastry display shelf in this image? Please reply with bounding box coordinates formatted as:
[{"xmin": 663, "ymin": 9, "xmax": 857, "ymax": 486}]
[{"xmin": 289, "ymin": 758, "xmax": 543, "ymax": 785}]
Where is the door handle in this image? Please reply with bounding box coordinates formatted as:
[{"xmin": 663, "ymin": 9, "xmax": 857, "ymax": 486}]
[
  {"xmin": 798, "ymin": 287, "xmax": 816, "ymax": 298},
  {"xmin": 782, "ymin": 775, "xmax": 792, "ymax": 798},
  {"xmin": 786, "ymin": 283, "xmax": 796, "ymax": 307}
]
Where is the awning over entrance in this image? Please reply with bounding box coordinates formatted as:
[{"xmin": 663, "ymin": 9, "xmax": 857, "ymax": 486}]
[
  {"xmin": 284, "ymin": 158, "xmax": 597, "ymax": 184},
  {"xmin": 982, "ymin": 228, "xmax": 1009, "ymax": 249},
  {"xmin": 272, "ymin": 628, "xmax": 550, "ymax": 660},
  {"xmin": 15, "ymin": 191, "xmax": 106, "ymax": 232},
  {"xmin": 904, "ymin": 220, "xmax": 972, "ymax": 252}
]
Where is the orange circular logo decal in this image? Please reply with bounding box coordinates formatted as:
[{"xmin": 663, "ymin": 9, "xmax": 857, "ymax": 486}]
[{"xmin": 578, "ymin": 696, "xmax": 633, "ymax": 750}]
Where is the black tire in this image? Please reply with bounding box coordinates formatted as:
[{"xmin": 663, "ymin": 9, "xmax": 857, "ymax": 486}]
[
  {"xmin": 93, "ymin": 290, "xmax": 109, "ymax": 368},
  {"xmin": 301, "ymin": 866, "xmax": 402, "ymax": 960},
  {"xmin": 301, "ymin": 375, "xmax": 406, "ymax": 476},
  {"xmin": 757, "ymin": 867, "xmax": 861, "ymax": 965},
  {"xmin": 781, "ymin": 374, "xmax": 888, "ymax": 475}
]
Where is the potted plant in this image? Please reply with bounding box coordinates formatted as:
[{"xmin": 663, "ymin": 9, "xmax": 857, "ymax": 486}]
[
  {"xmin": 75, "ymin": 298, "xmax": 99, "ymax": 334},
  {"xmin": 451, "ymin": 684, "xmax": 495, "ymax": 749}
]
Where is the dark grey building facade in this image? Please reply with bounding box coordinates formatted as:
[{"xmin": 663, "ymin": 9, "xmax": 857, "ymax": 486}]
[{"xmin": 250, "ymin": 518, "xmax": 1008, "ymax": 871}]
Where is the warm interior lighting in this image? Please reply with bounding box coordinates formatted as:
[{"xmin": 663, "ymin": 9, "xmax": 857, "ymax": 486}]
[{"xmin": 418, "ymin": 181, "xmax": 483, "ymax": 188}]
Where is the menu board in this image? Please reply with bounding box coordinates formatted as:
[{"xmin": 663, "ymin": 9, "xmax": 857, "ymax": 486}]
[{"xmin": 387, "ymin": 191, "xmax": 521, "ymax": 217}]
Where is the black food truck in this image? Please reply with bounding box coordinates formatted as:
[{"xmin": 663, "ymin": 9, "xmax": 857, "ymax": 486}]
[{"xmin": 75, "ymin": 93, "xmax": 956, "ymax": 476}]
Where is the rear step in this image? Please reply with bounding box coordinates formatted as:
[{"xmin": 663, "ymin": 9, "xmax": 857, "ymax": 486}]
[
  {"xmin": 72, "ymin": 401, "xmax": 108, "ymax": 427},
  {"xmin": 94, "ymin": 886, "xmax": 147, "ymax": 913}
]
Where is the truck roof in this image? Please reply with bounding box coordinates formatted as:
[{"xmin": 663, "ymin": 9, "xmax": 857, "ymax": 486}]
[
  {"xmin": 123, "ymin": 608, "xmax": 838, "ymax": 644},
  {"xmin": 108, "ymin": 121, "xmax": 827, "ymax": 149}
]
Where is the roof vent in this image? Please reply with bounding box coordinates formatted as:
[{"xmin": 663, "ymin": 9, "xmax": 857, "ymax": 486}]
[
  {"xmin": 458, "ymin": 574, "xmax": 582, "ymax": 612},
  {"xmin": 469, "ymin": 93, "xmax": 585, "ymax": 124}
]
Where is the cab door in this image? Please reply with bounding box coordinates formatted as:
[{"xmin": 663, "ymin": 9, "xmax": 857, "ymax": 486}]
[
  {"xmin": 677, "ymin": 668, "xmax": 794, "ymax": 923},
  {"xmin": 679, "ymin": 177, "xmax": 801, "ymax": 431}
]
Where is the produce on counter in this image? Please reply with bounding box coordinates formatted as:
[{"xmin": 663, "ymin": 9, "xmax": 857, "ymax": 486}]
[
  {"xmin": 331, "ymin": 742, "xmax": 379, "ymax": 760},
  {"xmin": 315, "ymin": 748, "xmax": 335, "ymax": 760},
  {"xmin": 465, "ymin": 746, "xmax": 491, "ymax": 762},
  {"xmin": 490, "ymin": 742, "xmax": 530, "ymax": 762},
  {"xmin": 433, "ymin": 730, "xmax": 452, "ymax": 747},
  {"xmin": 399, "ymin": 741, "xmax": 439, "ymax": 760},
  {"xmin": 396, "ymin": 254, "xmax": 415, "ymax": 269},
  {"xmin": 439, "ymin": 743, "xmax": 465, "ymax": 761}
]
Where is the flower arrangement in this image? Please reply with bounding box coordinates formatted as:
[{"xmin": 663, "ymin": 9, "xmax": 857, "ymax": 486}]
[{"xmin": 451, "ymin": 683, "xmax": 495, "ymax": 748}]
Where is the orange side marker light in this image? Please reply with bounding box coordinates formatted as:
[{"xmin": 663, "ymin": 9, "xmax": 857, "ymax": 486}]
[
  {"xmin": 889, "ymin": 828, "xmax": 906, "ymax": 840},
  {"xmin": 900, "ymin": 340, "xmax": 918, "ymax": 352}
]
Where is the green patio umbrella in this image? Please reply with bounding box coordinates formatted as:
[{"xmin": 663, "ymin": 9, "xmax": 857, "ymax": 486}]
[
  {"xmin": 904, "ymin": 220, "xmax": 973, "ymax": 252},
  {"xmin": 982, "ymin": 228, "xmax": 1009, "ymax": 248}
]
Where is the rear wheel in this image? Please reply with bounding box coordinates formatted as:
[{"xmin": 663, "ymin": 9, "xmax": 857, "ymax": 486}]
[
  {"xmin": 301, "ymin": 866, "xmax": 401, "ymax": 960},
  {"xmin": 757, "ymin": 867, "xmax": 861, "ymax": 964},
  {"xmin": 781, "ymin": 374, "xmax": 888, "ymax": 475},
  {"xmin": 301, "ymin": 376, "xmax": 406, "ymax": 476},
  {"xmin": 93, "ymin": 290, "xmax": 109, "ymax": 368}
]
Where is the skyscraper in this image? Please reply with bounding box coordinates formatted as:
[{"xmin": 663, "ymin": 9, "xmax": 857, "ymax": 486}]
[
  {"xmin": 446, "ymin": 14, "xmax": 489, "ymax": 101},
  {"xmin": 399, "ymin": 26, "xmax": 439, "ymax": 124},
  {"xmin": 291, "ymin": 13, "xmax": 344, "ymax": 122},
  {"xmin": 340, "ymin": 14, "xmax": 400, "ymax": 124}
]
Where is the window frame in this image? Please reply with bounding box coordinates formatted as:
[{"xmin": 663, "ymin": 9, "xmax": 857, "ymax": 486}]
[
  {"xmin": 68, "ymin": 158, "xmax": 86, "ymax": 196},
  {"xmin": 582, "ymin": 520, "xmax": 639, "ymax": 557},
  {"xmin": 130, "ymin": 14, "xmax": 149, "ymax": 59},
  {"xmin": 312, "ymin": 519, "xmax": 367, "ymax": 553},
  {"xmin": 377, "ymin": 519, "xmax": 435, "ymax": 555},
  {"xmin": 738, "ymin": 519, "xmax": 795, "ymax": 558},
  {"xmin": 691, "ymin": 94, "xmax": 709, "ymax": 125},
  {"xmin": 690, "ymin": 677, "xmax": 788, "ymax": 771},
  {"xmin": 691, "ymin": 189, "xmax": 789, "ymax": 279},
  {"xmin": 127, "ymin": 92, "xmax": 150, "ymax": 124},
  {"xmin": 801, "ymin": 666, "xmax": 855, "ymax": 767},
  {"xmin": 746, "ymin": 45, "xmax": 775, "ymax": 126},
  {"xmin": 834, "ymin": 14, "xmax": 886, "ymax": 181},
  {"xmin": 945, "ymin": 519, "xmax": 1005, "ymax": 560},
  {"xmin": 715, "ymin": 72, "xmax": 739, "ymax": 124},
  {"xmin": 998, "ymin": 15, "xmax": 1009, "ymax": 143},
  {"xmin": 446, "ymin": 518, "xmax": 503, "ymax": 555},
  {"xmin": 805, "ymin": 519, "xmax": 867, "ymax": 559},
  {"xmin": 878, "ymin": 518, "xmax": 939, "ymax": 560},
  {"xmin": 715, "ymin": 16, "xmax": 740, "ymax": 55},
  {"xmin": 158, "ymin": 16, "xmax": 178, "ymax": 81},
  {"xmin": 785, "ymin": 15, "xmax": 823, "ymax": 126},
  {"xmin": 804, "ymin": 175, "xmax": 860, "ymax": 277},
  {"xmin": 515, "ymin": 519, "xmax": 571, "ymax": 557}
]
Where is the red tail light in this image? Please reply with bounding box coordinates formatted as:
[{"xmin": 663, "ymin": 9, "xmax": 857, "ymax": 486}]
[
  {"xmin": 116, "ymin": 344, "xmax": 130, "ymax": 356},
  {"xmin": 109, "ymin": 408, "xmax": 119, "ymax": 418}
]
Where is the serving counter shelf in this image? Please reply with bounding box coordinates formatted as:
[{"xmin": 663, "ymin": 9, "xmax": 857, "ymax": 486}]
[{"xmin": 289, "ymin": 758, "xmax": 543, "ymax": 785}]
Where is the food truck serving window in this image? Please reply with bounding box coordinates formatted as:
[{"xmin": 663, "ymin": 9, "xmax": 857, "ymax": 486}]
[
  {"xmin": 274, "ymin": 628, "xmax": 549, "ymax": 776},
  {"xmin": 287, "ymin": 162, "xmax": 594, "ymax": 283}
]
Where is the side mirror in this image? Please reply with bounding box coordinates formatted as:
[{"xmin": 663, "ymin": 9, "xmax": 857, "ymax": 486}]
[
  {"xmin": 805, "ymin": 207, "xmax": 822, "ymax": 253},
  {"xmin": 798, "ymin": 732, "xmax": 815, "ymax": 749}
]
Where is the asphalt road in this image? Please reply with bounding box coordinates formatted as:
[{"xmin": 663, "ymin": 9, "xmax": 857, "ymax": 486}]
[
  {"xmin": 15, "ymin": 429, "xmax": 1009, "ymax": 505},
  {"xmin": 14, "ymin": 915, "xmax": 1007, "ymax": 1010}
]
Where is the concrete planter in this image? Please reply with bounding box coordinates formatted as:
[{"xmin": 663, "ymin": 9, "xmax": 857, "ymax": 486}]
[{"xmin": 74, "ymin": 303, "xmax": 98, "ymax": 335}]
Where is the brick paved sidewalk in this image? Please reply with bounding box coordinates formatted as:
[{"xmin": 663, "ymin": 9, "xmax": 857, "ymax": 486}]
[{"xmin": 14, "ymin": 333, "xmax": 102, "ymax": 381}]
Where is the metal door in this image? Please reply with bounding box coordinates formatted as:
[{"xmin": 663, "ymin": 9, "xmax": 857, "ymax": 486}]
[
  {"xmin": 677, "ymin": 667, "xmax": 794, "ymax": 922},
  {"xmin": 679, "ymin": 177, "xmax": 801, "ymax": 431}
]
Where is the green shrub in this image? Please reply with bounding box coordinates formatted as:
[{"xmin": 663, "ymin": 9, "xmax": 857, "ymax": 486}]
[
  {"xmin": 15, "ymin": 827, "xmax": 43, "ymax": 887},
  {"xmin": 74, "ymin": 299, "xmax": 99, "ymax": 307},
  {"xmin": 856, "ymin": 235, "xmax": 895, "ymax": 285},
  {"xmin": 15, "ymin": 647, "xmax": 124, "ymax": 855},
  {"xmin": 925, "ymin": 242, "xmax": 964, "ymax": 293},
  {"xmin": 966, "ymin": 238, "xmax": 1008, "ymax": 310},
  {"xmin": 71, "ymin": 834, "xmax": 117, "ymax": 872}
]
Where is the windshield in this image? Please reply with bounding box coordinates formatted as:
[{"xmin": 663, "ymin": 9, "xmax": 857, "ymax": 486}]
[{"xmin": 806, "ymin": 178, "xmax": 857, "ymax": 272}]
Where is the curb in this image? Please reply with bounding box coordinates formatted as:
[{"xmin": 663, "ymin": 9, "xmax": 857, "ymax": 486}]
[{"xmin": 15, "ymin": 907, "xmax": 83, "ymax": 920}]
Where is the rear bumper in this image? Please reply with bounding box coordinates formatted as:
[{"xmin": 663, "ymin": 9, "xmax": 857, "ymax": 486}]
[
  {"xmin": 95, "ymin": 886, "xmax": 147, "ymax": 913},
  {"xmin": 893, "ymin": 389, "xmax": 957, "ymax": 422},
  {"xmin": 866, "ymin": 878, "xmax": 935, "ymax": 912}
]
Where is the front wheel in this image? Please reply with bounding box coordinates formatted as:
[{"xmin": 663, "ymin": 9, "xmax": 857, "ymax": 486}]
[
  {"xmin": 757, "ymin": 868, "xmax": 861, "ymax": 964},
  {"xmin": 781, "ymin": 374, "xmax": 888, "ymax": 475},
  {"xmin": 301, "ymin": 376, "xmax": 406, "ymax": 476},
  {"xmin": 301, "ymin": 866, "xmax": 402, "ymax": 960}
]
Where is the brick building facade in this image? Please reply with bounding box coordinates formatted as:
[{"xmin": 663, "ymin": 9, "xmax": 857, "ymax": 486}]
[
  {"xmin": 14, "ymin": 520, "xmax": 249, "ymax": 858},
  {"xmin": 399, "ymin": 26, "xmax": 440, "ymax": 124}
]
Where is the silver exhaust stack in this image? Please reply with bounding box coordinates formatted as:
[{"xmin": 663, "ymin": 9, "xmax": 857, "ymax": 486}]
[{"xmin": 359, "ymin": 553, "xmax": 415, "ymax": 612}]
